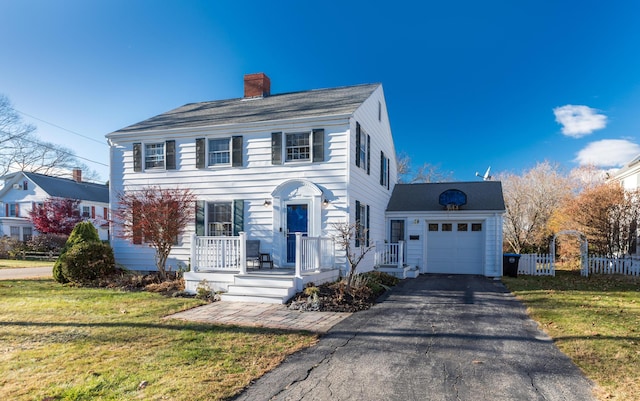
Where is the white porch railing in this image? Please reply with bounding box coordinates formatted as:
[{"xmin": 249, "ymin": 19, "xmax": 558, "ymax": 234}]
[
  {"xmin": 374, "ymin": 241, "xmax": 404, "ymax": 268},
  {"xmin": 191, "ymin": 232, "xmax": 336, "ymax": 276},
  {"xmin": 295, "ymin": 233, "xmax": 335, "ymax": 278},
  {"xmin": 587, "ymin": 255, "xmax": 640, "ymax": 276},
  {"xmin": 191, "ymin": 233, "xmax": 244, "ymax": 273},
  {"xmin": 518, "ymin": 253, "xmax": 555, "ymax": 276}
]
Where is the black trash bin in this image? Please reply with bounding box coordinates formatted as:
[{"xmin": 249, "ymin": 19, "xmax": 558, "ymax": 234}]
[{"xmin": 503, "ymin": 253, "xmax": 521, "ymax": 277}]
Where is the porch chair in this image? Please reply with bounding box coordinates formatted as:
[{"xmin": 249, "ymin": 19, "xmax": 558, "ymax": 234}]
[{"xmin": 246, "ymin": 240, "xmax": 273, "ymax": 269}]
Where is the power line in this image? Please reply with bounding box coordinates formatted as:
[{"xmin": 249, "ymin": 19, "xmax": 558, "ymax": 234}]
[
  {"xmin": 2, "ymin": 128, "xmax": 109, "ymax": 168},
  {"xmin": 13, "ymin": 108, "xmax": 108, "ymax": 146}
]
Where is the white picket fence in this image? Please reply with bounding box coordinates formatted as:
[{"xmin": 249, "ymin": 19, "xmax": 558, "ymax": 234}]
[
  {"xmin": 586, "ymin": 255, "xmax": 640, "ymax": 277},
  {"xmin": 517, "ymin": 253, "xmax": 640, "ymax": 277},
  {"xmin": 517, "ymin": 253, "xmax": 555, "ymax": 276}
]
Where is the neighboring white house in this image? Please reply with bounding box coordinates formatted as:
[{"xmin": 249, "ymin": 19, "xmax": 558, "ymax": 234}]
[
  {"xmin": 0, "ymin": 170, "xmax": 110, "ymax": 241},
  {"xmin": 610, "ymin": 154, "xmax": 640, "ymax": 255},
  {"xmin": 385, "ymin": 182, "xmax": 505, "ymax": 278},
  {"xmin": 107, "ymin": 73, "xmax": 398, "ymax": 301},
  {"xmin": 611, "ymin": 154, "xmax": 640, "ymax": 190}
]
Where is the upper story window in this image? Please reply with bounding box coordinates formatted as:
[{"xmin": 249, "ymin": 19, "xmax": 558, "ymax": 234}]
[
  {"xmin": 380, "ymin": 151, "xmax": 389, "ymax": 189},
  {"xmin": 355, "ymin": 122, "xmax": 370, "ymax": 175},
  {"xmin": 82, "ymin": 206, "xmax": 91, "ymax": 218},
  {"xmin": 208, "ymin": 138, "xmax": 231, "ymax": 165},
  {"xmin": 271, "ymin": 129, "xmax": 324, "ymax": 165},
  {"xmin": 286, "ymin": 133, "xmax": 310, "ymax": 161},
  {"xmin": 196, "ymin": 136, "xmax": 243, "ymax": 168},
  {"xmin": 145, "ymin": 143, "xmax": 165, "ymax": 169},
  {"xmin": 133, "ymin": 140, "xmax": 176, "ymax": 172},
  {"xmin": 7, "ymin": 203, "xmax": 18, "ymax": 217}
]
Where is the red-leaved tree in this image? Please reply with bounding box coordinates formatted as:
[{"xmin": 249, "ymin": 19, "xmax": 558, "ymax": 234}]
[
  {"xmin": 29, "ymin": 197, "xmax": 82, "ymax": 235},
  {"xmin": 114, "ymin": 186, "xmax": 196, "ymax": 280}
]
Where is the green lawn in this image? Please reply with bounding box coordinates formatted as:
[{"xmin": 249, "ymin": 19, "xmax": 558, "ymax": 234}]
[
  {"xmin": 0, "ymin": 258, "xmax": 54, "ymax": 269},
  {"xmin": 503, "ymin": 270, "xmax": 640, "ymax": 401},
  {"xmin": 0, "ymin": 279, "xmax": 317, "ymax": 400}
]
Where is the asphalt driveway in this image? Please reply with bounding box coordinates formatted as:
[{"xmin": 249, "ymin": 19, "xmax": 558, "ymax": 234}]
[{"xmin": 232, "ymin": 274, "xmax": 597, "ymax": 401}]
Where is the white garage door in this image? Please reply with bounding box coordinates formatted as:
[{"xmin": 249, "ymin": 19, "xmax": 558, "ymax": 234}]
[{"xmin": 426, "ymin": 221, "xmax": 485, "ymax": 275}]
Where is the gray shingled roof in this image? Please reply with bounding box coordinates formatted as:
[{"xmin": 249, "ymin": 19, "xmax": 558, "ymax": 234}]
[
  {"xmin": 110, "ymin": 83, "xmax": 380, "ymax": 134},
  {"xmin": 387, "ymin": 182, "xmax": 505, "ymax": 212},
  {"xmin": 25, "ymin": 172, "xmax": 109, "ymax": 203}
]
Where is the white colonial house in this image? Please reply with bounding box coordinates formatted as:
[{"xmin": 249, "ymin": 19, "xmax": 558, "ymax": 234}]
[
  {"xmin": 107, "ymin": 73, "xmax": 398, "ymax": 302},
  {"xmin": 0, "ymin": 170, "xmax": 110, "ymax": 241}
]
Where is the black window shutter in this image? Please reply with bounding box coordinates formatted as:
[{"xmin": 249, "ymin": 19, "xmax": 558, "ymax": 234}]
[
  {"xmin": 312, "ymin": 129, "xmax": 324, "ymax": 162},
  {"xmin": 271, "ymin": 132, "xmax": 282, "ymax": 165},
  {"xmin": 366, "ymin": 204, "xmax": 370, "ymax": 247},
  {"xmin": 366, "ymin": 134, "xmax": 371, "ymax": 175},
  {"xmin": 355, "ymin": 123, "xmax": 361, "ymax": 167},
  {"xmin": 380, "ymin": 151, "xmax": 384, "ymax": 185},
  {"xmin": 196, "ymin": 201, "xmax": 205, "ymax": 236},
  {"xmin": 195, "ymin": 138, "xmax": 206, "ymax": 168},
  {"xmin": 165, "ymin": 140, "xmax": 176, "ymax": 170},
  {"xmin": 232, "ymin": 136, "xmax": 243, "ymax": 167},
  {"xmin": 133, "ymin": 143, "xmax": 142, "ymax": 172},
  {"xmin": 233, "ymin": 200, "xmax": 244, "ymax": 236},
  {"xmin": 387, "ymin": 159, "xmax": 390, "ymax": 190},
  {"xmin": 355, "ymin": 200, "xmax": 361, "ymax": 248}
]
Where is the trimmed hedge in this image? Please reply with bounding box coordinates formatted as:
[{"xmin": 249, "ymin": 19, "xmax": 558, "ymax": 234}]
[{"xmin": 60, "ymin": 242, "xmax": 115, "ymax": 283}]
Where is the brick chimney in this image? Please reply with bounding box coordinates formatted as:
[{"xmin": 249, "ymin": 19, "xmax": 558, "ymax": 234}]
[
  {"xmin": 72, "ymin": 168, "xmax": 82, "ymax": 183},
  {"xmin": 244, "ymin": 73, "xmax": 270, "ymax": 98}
]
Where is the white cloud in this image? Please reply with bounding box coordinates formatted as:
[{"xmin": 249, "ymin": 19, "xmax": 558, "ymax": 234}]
[
  {"xmin": 575, "ymin": 139, "xmax": 640, "ymax": 167},
  {"xmin": 553, "ymin": 105, "xmax": 607, "ymax": 138}
]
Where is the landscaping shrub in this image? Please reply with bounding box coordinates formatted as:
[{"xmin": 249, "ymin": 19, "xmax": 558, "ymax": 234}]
[
  {"xmin": 53, "ymin": 221, "xmax": 102, "ymax": 284},
  {"xmin": 1, "ymin": 236, "xmax": 25, "ymax": 259},
  {"xmin": 60, "ymin": 242, "xmax": 115, "ymax": 283},
  {"xmin": 26, "ymin": 233, "xmax": 68, "ymax": 253}
]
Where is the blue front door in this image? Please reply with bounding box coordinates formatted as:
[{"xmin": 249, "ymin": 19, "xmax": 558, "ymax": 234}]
[{"xmin": 286, "ymin": 204, "xmax": 308, "ymax": 263}]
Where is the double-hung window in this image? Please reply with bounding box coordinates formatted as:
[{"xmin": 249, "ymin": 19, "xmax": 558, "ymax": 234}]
[
  {"xmin": 207, "ymin": 202, "xmax": 232, "ymax": 236},
  {"xmin": 355, "ymin": 200, "xmax": 370, "ymax": 247},
  {"xmin": 208, "ymin": 138, "xmax": 231, "ymax": 165},
  {"xmin": 271, "ymin": 129, "xmax": 324, "ymax": 165},
  {"xmin": 82, "ymin": 206, "xmax": 91, "ymax": 218},
  {"xmin": 380, "ymin": 151, "xmax": 389, "ymax": 189},
  {"xmin": 285, "ymin": 133, "xmax": 310, "ymax": 161},
  {"xmin": 145, "ymin": 143, "xmax": 165, "ymax": 169},
  {"xmin": 355, "ymin": 122, "xmax": 370, "ymax": 174},
  {"xmin": 134, "ymin": 140, "xmax": 176, "ymax": 172},
  {"xmin": 8, "ymin": 203, "xmax": 18, "ymax": 217}
]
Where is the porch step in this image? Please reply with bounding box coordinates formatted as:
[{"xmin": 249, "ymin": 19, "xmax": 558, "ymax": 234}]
[
  {"xmin": 221, "ymin": 275, "xmax": 297, "ymax": 304},
  {"xmin": 220, "ymin": 293, "xmax": 291, "ymax": 304}
]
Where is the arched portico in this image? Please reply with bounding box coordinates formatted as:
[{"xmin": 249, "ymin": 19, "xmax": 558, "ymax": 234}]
[{"xmin": 270, "ymin": 179, "xmax": 325, "ymax": 266}]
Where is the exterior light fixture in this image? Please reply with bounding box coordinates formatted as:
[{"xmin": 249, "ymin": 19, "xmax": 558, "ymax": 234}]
[{"xmin": 263, "ymin": 199, "xmax": 272, "ymax": 207}]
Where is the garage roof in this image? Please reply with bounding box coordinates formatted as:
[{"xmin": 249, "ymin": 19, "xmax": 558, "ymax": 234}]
[{"xmin": 387, "ymin": 181, "xmax": 505, "ymax": 212}]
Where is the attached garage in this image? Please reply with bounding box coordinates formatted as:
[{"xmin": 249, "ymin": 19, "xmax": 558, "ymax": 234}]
[{"xmin": 385, "ymin": 182, "xmax": 505, "ymax": 277}]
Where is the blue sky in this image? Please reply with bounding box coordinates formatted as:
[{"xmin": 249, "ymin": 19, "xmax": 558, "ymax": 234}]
[{"xmin": 1, "ymin": 0, "xmax": 640, "ymax": 183}]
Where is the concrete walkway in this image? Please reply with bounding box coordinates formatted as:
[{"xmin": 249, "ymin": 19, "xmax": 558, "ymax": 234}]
[
  {"xmin": 230, "ymin": 275, "xmax": 597, "ymax": 401},
  {"xmin": 0, "ymin": 266, "xmax": 52, "ymax": 280},
  {"xmin": 169, "ymin": 301, "xmax": 352, "ymax": 333}
]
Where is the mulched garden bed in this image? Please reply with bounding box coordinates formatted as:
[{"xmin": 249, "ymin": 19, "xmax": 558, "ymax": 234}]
[{"xmin": 287, "ymin": 272, "xmax": 400, "ymax": 312}]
